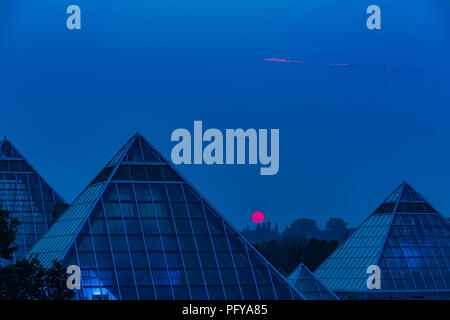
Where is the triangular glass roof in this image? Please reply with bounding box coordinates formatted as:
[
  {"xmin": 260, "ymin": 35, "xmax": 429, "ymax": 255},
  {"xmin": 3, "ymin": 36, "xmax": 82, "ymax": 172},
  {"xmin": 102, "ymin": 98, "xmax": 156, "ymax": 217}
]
[
  {"xmin": 287, "ymin": 263, "xmax": 339, "ymax": 300},
  {"xmin": 315, "ymin": 182, "xmax": 450, "ymax": 299},
  {"xmin": 0, "ymin": 137, "xmax": 66, "ymax": 266},
  {"xmin": 373, "ymin": 181, "xmax": 437, "ymax": 215},
  {"xmin": 28, "ymin": 133, "xmax": 304, "ymax": 300}
]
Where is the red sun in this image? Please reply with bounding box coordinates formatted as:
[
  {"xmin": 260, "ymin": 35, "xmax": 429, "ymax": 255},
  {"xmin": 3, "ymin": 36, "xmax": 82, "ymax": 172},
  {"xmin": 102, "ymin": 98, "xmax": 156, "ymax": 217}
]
[{"xmin": 252, "ymin": 211, "xmax": 265, "ymax": 224}]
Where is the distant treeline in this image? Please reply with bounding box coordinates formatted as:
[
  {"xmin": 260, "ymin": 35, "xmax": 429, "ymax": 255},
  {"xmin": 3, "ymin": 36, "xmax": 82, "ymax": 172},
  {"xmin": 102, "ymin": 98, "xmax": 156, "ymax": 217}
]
[
  {"xmin": 254, "ymin": 237, "xmax": 338, "ymax": 274},
  {"xmin": 242, "ymin": 217, "xmax": 356, "ymax": 245}
]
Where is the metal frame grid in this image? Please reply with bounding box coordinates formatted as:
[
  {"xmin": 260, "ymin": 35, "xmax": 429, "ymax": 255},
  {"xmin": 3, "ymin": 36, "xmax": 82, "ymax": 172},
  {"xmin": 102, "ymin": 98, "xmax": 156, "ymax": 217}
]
[
  {"xmin": 378, "ymin": 213, "xmax": 450, "ymax": 296},
  {"xmin": 0, "ymin": 138, "xmax": 66, "ymax": 265}
]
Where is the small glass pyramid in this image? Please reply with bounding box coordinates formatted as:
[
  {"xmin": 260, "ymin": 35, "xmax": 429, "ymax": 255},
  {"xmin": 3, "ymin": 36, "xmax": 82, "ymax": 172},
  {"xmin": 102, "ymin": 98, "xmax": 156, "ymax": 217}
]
[
  {"xmin": 29, "ymin": 133, "xmax": 304, "ymax": 300},
  {"xmin": 315, "ymin": 182, "xmax": 450, "ymax": 300},
  {"xmin": 287, "ymin": 263, "xmax": 339, "ymax": 300},
  {"xmin": 0, "ymin": 137, "xmax": 66, "ymax": 266}
]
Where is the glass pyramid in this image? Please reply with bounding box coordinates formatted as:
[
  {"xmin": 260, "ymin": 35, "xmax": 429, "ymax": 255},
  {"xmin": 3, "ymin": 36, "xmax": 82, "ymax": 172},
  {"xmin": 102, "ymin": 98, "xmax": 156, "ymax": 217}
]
[
  {"xmin": 287, "ymin": 263, "xmax": 339, "ymax": 300},
  {"xmin": 28, "ymin": 133, "xmax": 304, "ymax": 300},
  {"xmin": 314, "ymin": 182, "xmax": 450, "ymax": 299},
  {"xmin": 0, "ymin": 137, "xmax": 66, "ymax": 266}
]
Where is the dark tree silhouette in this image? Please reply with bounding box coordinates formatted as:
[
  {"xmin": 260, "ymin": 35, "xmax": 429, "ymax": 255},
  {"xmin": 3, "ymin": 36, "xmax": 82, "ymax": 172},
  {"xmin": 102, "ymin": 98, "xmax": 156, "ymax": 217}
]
[
  {"xmin": 254, "ymin": 236, "xmax": 338, "ymax": 273},
  {"xmin": 0, "ymin": 205, "xmax": 74, "ymax": 300},
  {"xmin": 325, "ymin": 218, "xmax": 349, "ymax": 241},
  {"xmin": 0, "ymin": 205, "xmax": 20, "ymax": 261},
  {"xmin": 281, "ymin": 218, "xmax": 319, "ymax": 239}
]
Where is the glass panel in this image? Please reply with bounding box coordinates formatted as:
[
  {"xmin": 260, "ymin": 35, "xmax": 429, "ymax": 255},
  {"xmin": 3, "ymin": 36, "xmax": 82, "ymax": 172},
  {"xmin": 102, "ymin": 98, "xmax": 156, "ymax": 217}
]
[{"xmin": 0, "ymin": 144, "xmax": 66, "ymax": 264}]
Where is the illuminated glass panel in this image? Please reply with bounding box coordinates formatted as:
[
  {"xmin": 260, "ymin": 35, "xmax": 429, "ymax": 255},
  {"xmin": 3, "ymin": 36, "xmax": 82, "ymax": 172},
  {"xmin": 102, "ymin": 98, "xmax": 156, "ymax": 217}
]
[{"xmin": 380, "ymin": 214, "xmax": 450, "ymax": 292}]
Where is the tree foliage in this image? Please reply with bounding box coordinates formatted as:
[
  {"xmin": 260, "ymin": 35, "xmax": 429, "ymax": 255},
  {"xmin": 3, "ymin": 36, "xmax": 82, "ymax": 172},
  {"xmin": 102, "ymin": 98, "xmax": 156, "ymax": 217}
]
[
  {"xmin": 0, "ymin": 205, "xmax": 20, "ymax": 261},
  {"xmin": 254, "ymin": 236, "xmax": 338, "ymax": 274},
  {"xmin": 0, "ymin": 205, "xmax": 74, "ymax": 300},
  {"xmin": 281, "ymin": 219, "xmax": 319, "ymax": 239}
]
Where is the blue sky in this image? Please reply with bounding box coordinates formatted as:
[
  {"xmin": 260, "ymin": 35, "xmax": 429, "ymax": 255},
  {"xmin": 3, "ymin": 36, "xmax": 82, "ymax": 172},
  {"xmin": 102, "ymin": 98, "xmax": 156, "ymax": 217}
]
[{"xmin": 1, "ymin": 0, "xmax": 449, "ymax": 230}]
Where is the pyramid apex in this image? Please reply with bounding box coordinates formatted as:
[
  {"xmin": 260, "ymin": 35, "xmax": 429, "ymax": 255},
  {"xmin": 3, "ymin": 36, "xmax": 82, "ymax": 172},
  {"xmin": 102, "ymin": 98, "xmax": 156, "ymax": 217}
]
[
  {"xmin": 134, "ymin": 131, "xmax": 142, "ymax": 137},
  {"xmin": 289, "ymin": 262, "xmax": 339, "ymax": 299}
]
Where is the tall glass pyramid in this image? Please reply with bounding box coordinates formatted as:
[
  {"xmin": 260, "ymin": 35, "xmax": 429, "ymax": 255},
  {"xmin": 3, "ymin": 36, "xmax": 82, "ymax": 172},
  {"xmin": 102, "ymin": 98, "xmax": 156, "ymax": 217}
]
[
  {"xmin": 315, "ymin": 182, "xmax": 450, "ymax": 300},
  {"xmin": 287, "ymin": 263, "xmax": 339, "ymax": 300},
  {"xmin": 28, "ymin": 133, "xmax": 304, "ymax": 300},
  {"xmin": 0, "ymin": 137, "xmax": 66, "ymax": 266}
]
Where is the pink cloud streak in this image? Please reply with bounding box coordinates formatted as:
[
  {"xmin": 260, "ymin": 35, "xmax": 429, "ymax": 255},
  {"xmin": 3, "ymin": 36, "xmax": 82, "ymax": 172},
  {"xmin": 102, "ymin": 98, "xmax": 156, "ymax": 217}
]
[
  {"xmin": 324, "ymin": 62, "xmax": 350, "ymax": 67},
  {"xmin": 261, "ymin": 57, "xmax": 408, "ymax": 72},
  {"xmin": 262, "ymin": 58, "xmax": 304, "ymax": 64}
]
